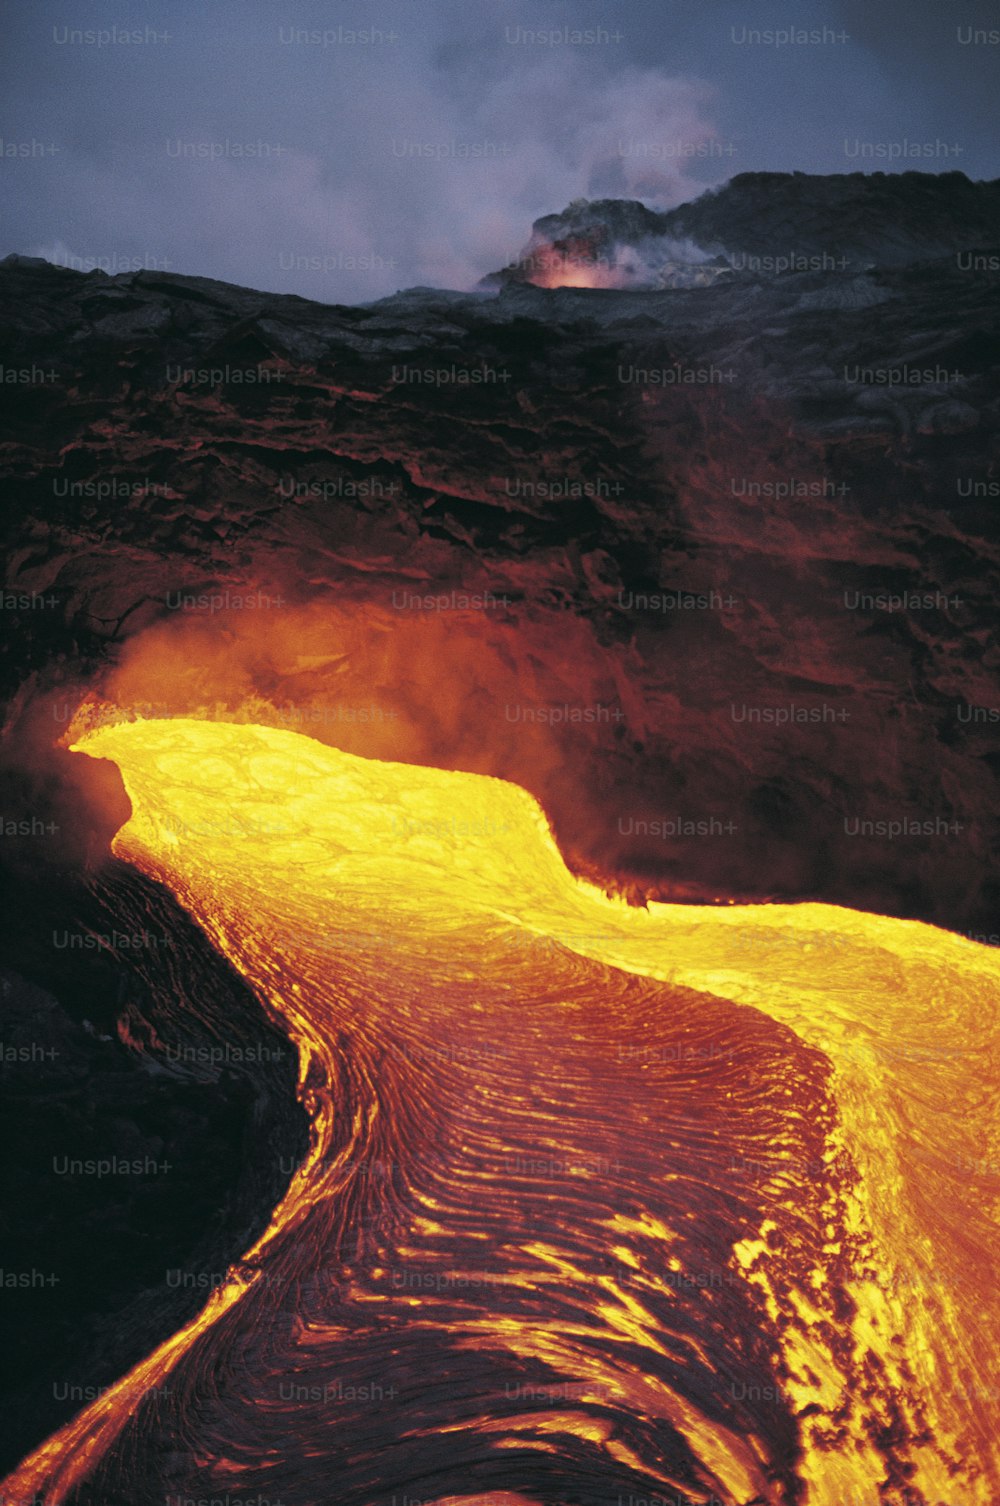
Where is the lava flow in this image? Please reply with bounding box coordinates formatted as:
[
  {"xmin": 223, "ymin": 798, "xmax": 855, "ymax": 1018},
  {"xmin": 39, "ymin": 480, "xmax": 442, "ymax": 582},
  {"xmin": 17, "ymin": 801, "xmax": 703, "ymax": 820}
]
[{"xmin": 6, "ymin": 718, "xmax": 1000, "ymax": 1506}]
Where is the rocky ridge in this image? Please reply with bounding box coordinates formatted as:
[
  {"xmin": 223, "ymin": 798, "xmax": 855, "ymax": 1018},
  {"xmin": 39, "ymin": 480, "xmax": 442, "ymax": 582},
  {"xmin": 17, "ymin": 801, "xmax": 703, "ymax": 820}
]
[{"xmin": 485, "ymin": 170, "xmax": 1000, "ymax": 287}]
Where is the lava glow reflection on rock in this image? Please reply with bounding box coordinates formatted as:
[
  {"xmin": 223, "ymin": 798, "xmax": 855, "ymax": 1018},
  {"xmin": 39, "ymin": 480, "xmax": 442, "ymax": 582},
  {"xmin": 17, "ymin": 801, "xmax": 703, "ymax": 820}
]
[{"xmin": 6, "ymin": 717, "xmax": 1000, "ymax": 1506}]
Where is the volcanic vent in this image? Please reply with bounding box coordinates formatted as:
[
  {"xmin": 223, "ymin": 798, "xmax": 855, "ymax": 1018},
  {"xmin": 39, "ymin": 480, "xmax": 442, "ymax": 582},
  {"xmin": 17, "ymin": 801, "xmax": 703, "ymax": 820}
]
[{"xmin": 484, "ymin": 171, "xmax": 1000, "ymax": 288}]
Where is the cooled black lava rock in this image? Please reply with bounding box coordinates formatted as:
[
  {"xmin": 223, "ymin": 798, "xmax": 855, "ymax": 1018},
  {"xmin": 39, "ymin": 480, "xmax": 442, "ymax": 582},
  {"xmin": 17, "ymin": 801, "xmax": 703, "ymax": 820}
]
[
  {"xmin": 0, "ymin": 863, "xmax": 308, "ymax": 1474},
  {"xmin": 484, "ymin": 170, "xmax": 1000, "ymax": 288},
  {"xmin": 2, "ymin": 183, "xmax": 999, "ymax": 934}
]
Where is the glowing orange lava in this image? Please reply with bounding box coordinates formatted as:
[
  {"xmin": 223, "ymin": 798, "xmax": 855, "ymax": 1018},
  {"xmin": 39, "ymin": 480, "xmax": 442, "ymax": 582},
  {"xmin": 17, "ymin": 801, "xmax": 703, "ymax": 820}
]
[
  {"xmin": 5, "ymin": 718, "xmax": 999, "ymax": 1506},
  {"xmin": 522, "ymin": 247, "xmax": 626, "ymax": 289}
]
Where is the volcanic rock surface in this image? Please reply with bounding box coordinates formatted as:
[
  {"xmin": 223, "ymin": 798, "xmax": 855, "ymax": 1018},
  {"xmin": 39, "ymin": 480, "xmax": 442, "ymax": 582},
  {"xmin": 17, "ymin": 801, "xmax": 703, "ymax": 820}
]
[
  {"xmin": 2, "ymin": 172, "xmax": 1000, "ymax": 1478},
  {"xmin": 0, "ymin": 869, "xmax": 307, "ymax": 1474},
  {"xmin": 3, "ymin": 172, "xmax": 1000, "ymax": 936},
  {"xmin": 486, "ymin": 170, "xmax": 1000, "ymax": 287}
]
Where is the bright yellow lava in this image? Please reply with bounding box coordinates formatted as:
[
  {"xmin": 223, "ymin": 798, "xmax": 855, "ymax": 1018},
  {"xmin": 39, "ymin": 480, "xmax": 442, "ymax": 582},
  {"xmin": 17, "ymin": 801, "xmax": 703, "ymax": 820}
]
[{"xmin": 5, "ymin": 718, "xmax": 999, "ymax": 1506}]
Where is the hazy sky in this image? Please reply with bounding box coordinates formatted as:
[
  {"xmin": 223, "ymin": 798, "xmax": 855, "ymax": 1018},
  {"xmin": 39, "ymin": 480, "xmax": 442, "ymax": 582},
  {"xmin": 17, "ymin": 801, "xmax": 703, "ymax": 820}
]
[{"xmin": 2, "ymin": 0, "xmax": 998, "ymax": 301}]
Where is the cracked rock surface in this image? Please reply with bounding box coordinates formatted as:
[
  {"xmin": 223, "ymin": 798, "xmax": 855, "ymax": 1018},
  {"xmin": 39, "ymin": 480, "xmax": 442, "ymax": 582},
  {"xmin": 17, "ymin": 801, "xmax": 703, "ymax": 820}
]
[{"xmin": 2, "ymin": 176, "xmax": 1000, "ymax": 934}]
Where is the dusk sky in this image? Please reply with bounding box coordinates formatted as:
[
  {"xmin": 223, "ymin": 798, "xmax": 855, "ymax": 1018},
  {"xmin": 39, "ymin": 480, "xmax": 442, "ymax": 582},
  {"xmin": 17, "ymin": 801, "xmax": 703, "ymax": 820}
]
[{"xmin": 3, "ymin": 0, "xmax": 999, "ymax": 302}]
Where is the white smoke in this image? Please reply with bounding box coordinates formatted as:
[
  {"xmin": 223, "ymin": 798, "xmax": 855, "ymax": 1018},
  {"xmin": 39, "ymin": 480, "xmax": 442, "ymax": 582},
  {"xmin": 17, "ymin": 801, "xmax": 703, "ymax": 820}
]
[{"xmin": 9, "ymin": 0, "xmax": 723, "ymax": 302}]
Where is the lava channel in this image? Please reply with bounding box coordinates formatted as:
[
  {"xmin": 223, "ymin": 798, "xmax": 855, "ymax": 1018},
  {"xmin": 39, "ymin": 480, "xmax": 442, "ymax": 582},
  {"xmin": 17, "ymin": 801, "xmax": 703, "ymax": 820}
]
[{"xmin": 5, "ymin": 718, "xmax": 999, "ymax": 1506}]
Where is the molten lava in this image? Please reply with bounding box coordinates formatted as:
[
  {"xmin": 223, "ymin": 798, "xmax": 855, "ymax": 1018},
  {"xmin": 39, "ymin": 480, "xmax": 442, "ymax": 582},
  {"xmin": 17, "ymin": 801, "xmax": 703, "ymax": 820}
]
[
  {"xmin": 519, "ymin": 242, "xmax": 628, "ymax": 289},
  {"xmin": 6, "ymin": 718, "xmax": 999, "ymax": 1506}
]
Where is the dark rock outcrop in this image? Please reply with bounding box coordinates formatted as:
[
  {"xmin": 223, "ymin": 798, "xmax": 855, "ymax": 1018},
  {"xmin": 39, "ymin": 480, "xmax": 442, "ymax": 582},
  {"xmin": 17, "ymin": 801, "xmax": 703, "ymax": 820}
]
[
  {"xmin": 2, "ymin": 209, "xmax": 999, "ymax": 934},
  {"xmin": 0, "ymin": 866, "xmax": 308, "ymax": 1473},
  {"xmin": 485, "ymin": 170, "xmax": 1000, "ymax": 287}
]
